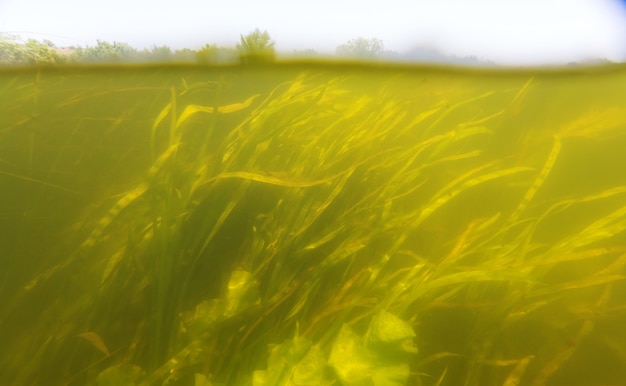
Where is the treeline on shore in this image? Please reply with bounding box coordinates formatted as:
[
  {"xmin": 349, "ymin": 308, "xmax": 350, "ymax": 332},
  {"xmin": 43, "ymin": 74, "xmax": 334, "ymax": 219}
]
[{"xmin": 1, "ymin": 29, "xmax": 499, "ymax": 66}]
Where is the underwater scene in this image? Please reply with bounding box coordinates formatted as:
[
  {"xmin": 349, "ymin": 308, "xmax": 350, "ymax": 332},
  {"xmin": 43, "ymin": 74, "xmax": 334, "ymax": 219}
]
[{"xmin": 1, "ymin": 63, "xmax": 626, "ymax": 386}]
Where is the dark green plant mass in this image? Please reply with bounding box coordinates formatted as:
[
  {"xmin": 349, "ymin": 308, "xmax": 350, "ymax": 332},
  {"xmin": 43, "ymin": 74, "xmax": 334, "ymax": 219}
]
[{"xmin": 1, "ymin": 63, "xmax": 626, "ymax": 386}]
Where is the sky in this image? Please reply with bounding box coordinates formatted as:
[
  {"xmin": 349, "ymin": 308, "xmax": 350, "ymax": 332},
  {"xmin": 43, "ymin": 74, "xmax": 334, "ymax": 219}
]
[{"xmin": 1, "ymin": 0, "xmax": 626, "ymax": 65}]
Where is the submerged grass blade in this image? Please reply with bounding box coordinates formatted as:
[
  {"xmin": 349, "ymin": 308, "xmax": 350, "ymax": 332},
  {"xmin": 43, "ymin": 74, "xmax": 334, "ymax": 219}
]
[
  {"xmin": 204, "ymin": 169, "xmax": 343, "ymax": 188},
  {"xmin": 176, "ymin": 94, "xmax": 260, "ymax": 127},
  {"xmin": 509, "ymin": 134, "xmax": 561, "ymax": 223}
]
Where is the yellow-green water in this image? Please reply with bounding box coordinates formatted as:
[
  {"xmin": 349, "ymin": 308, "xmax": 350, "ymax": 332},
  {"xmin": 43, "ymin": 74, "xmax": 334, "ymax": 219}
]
[{"xmin": 1, "ymin": 63, "xmax": 626, "ymax": 386}]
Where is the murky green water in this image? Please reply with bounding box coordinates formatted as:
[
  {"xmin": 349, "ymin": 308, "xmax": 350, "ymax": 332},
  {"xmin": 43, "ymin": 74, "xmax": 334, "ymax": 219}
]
[{"xmin": 1, "ymin": 63, "xmax": 626, "ymax": 385}]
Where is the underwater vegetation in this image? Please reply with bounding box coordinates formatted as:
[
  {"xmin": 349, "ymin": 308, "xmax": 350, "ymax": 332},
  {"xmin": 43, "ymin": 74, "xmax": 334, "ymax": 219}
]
[{"xmin": 1, "ymin": 63, "xmax": 626, "ymax": 386}]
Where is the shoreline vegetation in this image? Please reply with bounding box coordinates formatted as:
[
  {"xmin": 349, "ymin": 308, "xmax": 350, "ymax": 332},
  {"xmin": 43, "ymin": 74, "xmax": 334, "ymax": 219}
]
[{"xmin": 0, "ymin": 28, "xmax": 615, "ymax": 67}]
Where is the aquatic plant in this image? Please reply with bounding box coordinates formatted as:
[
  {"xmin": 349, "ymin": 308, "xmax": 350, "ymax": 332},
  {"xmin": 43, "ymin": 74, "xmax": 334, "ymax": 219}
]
[{"xmin": 1, "ymin": 64, "xmax": 625, "ymax": 386}]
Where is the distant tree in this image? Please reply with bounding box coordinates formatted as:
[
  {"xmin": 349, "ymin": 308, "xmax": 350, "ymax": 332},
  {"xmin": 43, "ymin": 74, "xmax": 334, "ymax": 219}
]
[
  {"xmin": 0, "ymin": 35, "xmax": 63, "ymax": 65},
  {"xmin": 173, "ymin": 48, "xmax": 197, "ymax": 62},
  {"xmin": 336, "ymin": 37, "xmax": 384, "ymax": 59},
  {"xmin": 0, "ymin": 35, "xmax": 23, "ymax": 64},
  {"xmin": 149, "ymin": 45, "xmax": 172, "ymax": 61},
  {"xmin": 237, "ymin": 28, "xmax": 275, "ymax": 64},
  {"xmin": 196, "ymin": 44, "xmax": 219, "ymax": 63},
  {"xmin": 70, "ymin": 40, "xmax": 137, "ymax": 63},
  {"xmin": 196, "ymin": 44, "xmax": 238, "ymax": 64},
  {"xmin": 291, "ymin": 48, "xmax": 320, "ymax": 58},
  {"xmin": 23, "ymin": 39, "xmax": 64, "ymax": 64}
]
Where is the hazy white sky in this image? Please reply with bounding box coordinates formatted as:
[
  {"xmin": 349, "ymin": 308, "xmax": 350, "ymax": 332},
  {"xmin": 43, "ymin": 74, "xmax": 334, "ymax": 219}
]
[{"xmin": 1, "ymin": 0, "xmax": 626, "ymax": 64}]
